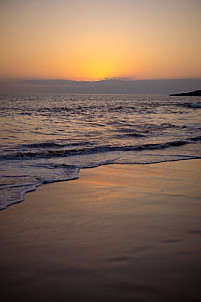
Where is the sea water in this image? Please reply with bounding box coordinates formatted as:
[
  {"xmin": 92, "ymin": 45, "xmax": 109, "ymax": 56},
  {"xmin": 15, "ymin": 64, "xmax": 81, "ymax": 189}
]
[{"xmin": 0, "ymin": 94, "xmax": 201, "ymax": 209}]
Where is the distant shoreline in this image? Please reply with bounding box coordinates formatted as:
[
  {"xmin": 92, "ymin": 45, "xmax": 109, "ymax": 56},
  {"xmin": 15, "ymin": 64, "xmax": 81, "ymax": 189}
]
[{"xmin": 170, "ymin": 89, "xmax": 201, "ymax": 96}]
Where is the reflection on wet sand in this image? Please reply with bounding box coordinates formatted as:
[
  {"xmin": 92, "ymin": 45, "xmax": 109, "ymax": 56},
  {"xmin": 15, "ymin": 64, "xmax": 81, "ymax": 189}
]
[{"xmin": 0, "ymin": 160, "xmax": 201, "ymax": 302}]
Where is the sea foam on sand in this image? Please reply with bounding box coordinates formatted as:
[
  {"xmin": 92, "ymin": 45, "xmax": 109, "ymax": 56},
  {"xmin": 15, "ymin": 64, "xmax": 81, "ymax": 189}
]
[{"xmin": 0, "ymin": 160, "xmax": 201, "ymax": 302}]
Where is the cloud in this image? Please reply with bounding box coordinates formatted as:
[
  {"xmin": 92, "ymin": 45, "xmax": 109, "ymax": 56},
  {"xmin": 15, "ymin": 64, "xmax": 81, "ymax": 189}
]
[
  {"xmin": 19, "ymin": 78, "xmax": 201, "ymax": 94},
  {"xmin": 20, "ymin": 77, "xmax": 129, "ymax": 86}
]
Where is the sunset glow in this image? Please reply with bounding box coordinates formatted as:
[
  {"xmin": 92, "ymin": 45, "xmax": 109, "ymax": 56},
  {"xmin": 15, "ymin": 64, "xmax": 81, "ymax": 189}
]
[{"xmin": 1, "ymin": 0, "xmax": 201, "ymax": 83}]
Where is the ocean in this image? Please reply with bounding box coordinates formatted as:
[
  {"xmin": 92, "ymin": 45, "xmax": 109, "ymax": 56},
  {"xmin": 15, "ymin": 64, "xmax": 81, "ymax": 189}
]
[{"xmin": 0, "ymin": 93, "xmax": 201, "ymax": 210}]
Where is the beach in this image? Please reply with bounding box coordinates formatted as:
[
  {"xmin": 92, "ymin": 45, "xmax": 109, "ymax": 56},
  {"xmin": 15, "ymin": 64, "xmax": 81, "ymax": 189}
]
[
  {"xmin": 0, "ymin": 159, "xmax": 201, "ymax": 302},
  {"xmin": 1, "ymin": 0, "xmax": 201, "ymax": 300}
]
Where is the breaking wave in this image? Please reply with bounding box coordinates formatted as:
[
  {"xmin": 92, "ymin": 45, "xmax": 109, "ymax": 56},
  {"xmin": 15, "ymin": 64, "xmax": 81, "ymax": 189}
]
[{"xmin": 1, "ymin": 93, "xmax": 201, "ymax": 209}]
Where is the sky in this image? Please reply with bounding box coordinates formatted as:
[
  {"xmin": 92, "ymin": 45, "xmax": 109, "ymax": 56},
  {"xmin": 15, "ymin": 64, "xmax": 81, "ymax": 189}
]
[{"xmin": 0, "ymin": 0, "xmax": 201, "ymax": 93}]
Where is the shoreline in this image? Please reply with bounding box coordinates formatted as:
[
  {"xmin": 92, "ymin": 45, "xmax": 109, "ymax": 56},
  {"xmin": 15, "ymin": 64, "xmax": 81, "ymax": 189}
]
[
  {"xmin": 1, "ymin": 159, "xmax": 201, "ymax": 302},
  {"xmin": 1, "ymin": 157, "xmax": 201, "ymax": 211}
]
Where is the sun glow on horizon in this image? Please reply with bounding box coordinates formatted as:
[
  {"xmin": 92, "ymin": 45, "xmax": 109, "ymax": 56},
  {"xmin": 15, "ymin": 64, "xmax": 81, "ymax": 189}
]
[{"xmin": 0, "ymin": 0, "xmax": 201, "ymax": 83}]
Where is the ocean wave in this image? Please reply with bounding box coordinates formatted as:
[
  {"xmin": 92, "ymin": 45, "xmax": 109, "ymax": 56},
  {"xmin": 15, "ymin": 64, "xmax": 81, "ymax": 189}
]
[
  {"xmin": 184, "ymin": 102, "xmax": 201, "ymax": 108},
  {"xmin": 190, "ymin": 135, "xmax": 201, "ymax": 141},
  {"xmin": 20, "ymin": 141, "xmax": 93, "ymax": 149},
  {"xmin": 0, "ymin": 164, "xmax": 79, "ymax": 210},
  {"xmin": 1, "ymin": 138, "xmax": 198, "ymax": 161},
  {"xmin": 1, "ymin": 93, "xmax": 201, "ymax": 210},
  {"xmin": 120, "ymin": 133, "xmax": 146, "ymax": 138}
]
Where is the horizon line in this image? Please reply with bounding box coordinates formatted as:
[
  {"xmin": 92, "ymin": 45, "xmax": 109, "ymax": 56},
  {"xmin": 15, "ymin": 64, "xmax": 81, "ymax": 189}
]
[{"xmin": 20, "ymin": 77, "xmax": 201, "ymax": 86}]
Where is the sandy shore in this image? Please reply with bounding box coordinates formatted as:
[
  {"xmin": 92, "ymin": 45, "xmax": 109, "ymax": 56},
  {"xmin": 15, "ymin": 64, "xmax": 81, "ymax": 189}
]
[{"xmin": 1, "ymin": 160, "xmax": 201, "ymax": 302}]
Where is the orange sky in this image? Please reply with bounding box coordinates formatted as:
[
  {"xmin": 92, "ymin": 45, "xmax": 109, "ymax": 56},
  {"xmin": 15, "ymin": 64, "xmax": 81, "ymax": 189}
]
[{"xmin": 0, "ymin": 0, "xmax": 201, "ymax": 81}]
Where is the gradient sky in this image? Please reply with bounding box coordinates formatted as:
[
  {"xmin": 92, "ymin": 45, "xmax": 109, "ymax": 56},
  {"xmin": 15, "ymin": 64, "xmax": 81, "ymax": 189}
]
[{"xmin": 1, "ymin": 0, "xmax": 201, "ymax": 82}]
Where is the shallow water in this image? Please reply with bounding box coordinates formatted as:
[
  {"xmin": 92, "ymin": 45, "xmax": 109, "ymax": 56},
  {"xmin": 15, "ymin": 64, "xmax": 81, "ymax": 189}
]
[{"xmin": 0, "ymin": 94, "xmax": 201, "ymax": 209}]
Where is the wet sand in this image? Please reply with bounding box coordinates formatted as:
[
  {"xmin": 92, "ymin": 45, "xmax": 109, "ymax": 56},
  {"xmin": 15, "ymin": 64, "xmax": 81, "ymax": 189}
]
[{"xmin": 1, "ymin": 160, "xmax": 201, "ymax": 302}]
